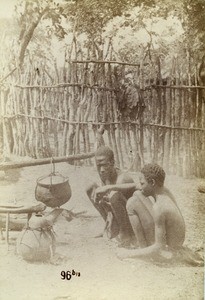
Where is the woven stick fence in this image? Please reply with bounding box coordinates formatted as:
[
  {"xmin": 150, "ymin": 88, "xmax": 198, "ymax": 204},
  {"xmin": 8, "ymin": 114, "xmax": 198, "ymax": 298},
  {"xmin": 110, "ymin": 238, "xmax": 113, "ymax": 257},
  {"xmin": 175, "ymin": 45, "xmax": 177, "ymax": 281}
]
[{"xmin": 0, "ymin": 41, "xmax": 205, "ymax": 177}]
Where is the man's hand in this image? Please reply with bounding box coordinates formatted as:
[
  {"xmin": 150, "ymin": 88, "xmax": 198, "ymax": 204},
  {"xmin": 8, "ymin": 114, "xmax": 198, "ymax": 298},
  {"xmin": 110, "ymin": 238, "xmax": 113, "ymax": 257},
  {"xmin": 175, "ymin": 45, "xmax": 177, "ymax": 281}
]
[{"xmin": 94, "ymin": 186, "xmax": 110, "ymax": 203}]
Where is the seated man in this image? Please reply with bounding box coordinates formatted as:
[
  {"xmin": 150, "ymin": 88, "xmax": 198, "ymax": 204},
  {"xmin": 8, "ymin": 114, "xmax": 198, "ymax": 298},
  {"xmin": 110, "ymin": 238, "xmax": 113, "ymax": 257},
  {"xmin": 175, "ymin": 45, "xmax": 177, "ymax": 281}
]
[
  {"xmin": 118, "ymin": 163, "xmax": 203, "ymax": 265},
  {"xmin": 86, "ymin": 146, "xmax": 137, "ymax": 246}
]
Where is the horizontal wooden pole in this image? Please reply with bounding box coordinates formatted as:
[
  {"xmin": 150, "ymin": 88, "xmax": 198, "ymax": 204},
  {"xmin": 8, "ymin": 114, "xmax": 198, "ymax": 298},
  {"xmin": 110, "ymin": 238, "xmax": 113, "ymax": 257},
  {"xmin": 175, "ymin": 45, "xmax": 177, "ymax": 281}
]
[
  {"xmin": 70, "ymin": 59, "xmax": 145, "ymax": 67},
  {"xmin": 0, "ymin": 203, "xmax": 46, "ymax": 214},
  {"xmin": 3, "ymin": 115, "xmax": 205, "ymax": 131},
  {"xmin": 0, "ymin": 152, "xmax": 95, "ymax": 171},
  {"xmin": 2, "ymin": 115, "xmax": 205, "ymax": 131},
  {"xmin": 143, "ymin": 123, "xmax": 205, "ymax": 131},
  {"xmin": 14, "ymin": 83, "xmax": 117, "ymax": 91},
  {"xmin": 0, "ymin": 216, "xmax": 26, "ymax": 231},
  {"xmin": 13, "ymin": 83, "xmax": 205, "ymax": 92},
  {"xmin": 3, "ymin": 114, "xmax": 141, "ymax": 125},
  {"xmin": 151, "ymin": 84, "xmax": 205, "ymax": 89}
]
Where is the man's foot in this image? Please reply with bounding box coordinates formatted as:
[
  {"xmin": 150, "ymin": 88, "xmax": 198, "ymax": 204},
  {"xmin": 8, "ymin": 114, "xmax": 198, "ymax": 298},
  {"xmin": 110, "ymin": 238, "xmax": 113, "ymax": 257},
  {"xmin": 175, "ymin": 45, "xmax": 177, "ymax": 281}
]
[{"xmin": 117, "ymin": 232, "xmax": 138, "ymax": 249}]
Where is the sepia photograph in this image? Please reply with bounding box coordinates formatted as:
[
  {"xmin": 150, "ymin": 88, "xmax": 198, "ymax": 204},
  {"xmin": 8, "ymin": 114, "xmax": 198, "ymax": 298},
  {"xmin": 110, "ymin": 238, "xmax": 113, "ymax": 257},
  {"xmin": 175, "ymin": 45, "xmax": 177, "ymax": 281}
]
[{"xmin": 0, "ymin": 0, "xmax": 204, "ymax": 299}]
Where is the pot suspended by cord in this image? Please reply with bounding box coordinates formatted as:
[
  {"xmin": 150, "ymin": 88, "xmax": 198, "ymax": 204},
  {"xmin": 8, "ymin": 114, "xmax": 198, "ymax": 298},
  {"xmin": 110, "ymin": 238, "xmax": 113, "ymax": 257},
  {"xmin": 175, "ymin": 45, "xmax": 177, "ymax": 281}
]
[{"xmin": 35, "ymin": 159, "xmax": 72, "ymax": 208}]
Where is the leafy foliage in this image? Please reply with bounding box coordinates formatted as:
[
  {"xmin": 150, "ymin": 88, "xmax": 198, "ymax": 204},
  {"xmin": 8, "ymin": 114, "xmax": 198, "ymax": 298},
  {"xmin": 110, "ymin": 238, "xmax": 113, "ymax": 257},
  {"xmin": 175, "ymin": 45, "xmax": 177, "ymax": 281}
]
[
  {"xmin": 62, "ymin": 0, "xmax": 134, "ymax": 35},
  {"xmin": 11, "ymin": 0, "xmax": 204, "ymax": 67},
  {"xmin": 1, "ymin": 0, "xmax": 204, "ymax": 95},
  {"xmin": 182, "ymin": 0, "xmax": 205, "ymax": 53}
]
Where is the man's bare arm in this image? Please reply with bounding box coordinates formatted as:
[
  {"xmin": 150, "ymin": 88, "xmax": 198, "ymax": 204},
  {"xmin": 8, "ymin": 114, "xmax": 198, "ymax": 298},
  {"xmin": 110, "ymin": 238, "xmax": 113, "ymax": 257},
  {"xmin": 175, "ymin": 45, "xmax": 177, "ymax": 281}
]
[
  {"xmin": 95, "ymin": 173, "xmax": 138, "ymax": 196},
  {"xmin": 97, "ymin": 182, "xmax": 137, "ymax": 194}
]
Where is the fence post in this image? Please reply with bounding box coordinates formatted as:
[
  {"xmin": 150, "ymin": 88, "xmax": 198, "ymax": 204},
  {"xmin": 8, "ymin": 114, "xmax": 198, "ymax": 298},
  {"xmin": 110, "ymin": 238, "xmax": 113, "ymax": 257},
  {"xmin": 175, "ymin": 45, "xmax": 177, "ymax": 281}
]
[
  {"xmin": 0, "ymin": 89, "xmax": 4, "ymax": 159},
  {"xmin": 0, "ymin": 88, "xmax": 10, "ymax": 158}
]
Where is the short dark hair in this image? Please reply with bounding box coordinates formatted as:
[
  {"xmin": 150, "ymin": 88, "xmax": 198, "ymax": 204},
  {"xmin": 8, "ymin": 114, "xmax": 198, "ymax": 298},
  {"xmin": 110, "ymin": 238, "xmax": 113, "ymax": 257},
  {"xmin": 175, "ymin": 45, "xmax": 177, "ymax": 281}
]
[
  {"xmin": 141, "ymin": 163, "xmax": 165, "ymax": 187},
  {"xmin": 95, "ymin": 146, "xmax": 114, "ymax": 163}
]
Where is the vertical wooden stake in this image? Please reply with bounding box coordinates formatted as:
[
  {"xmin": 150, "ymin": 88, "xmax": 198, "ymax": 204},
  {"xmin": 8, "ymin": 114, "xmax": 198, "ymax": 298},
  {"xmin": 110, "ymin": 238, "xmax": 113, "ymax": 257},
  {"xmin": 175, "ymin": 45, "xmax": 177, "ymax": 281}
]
[{"xmin": 6, "ymin": 212, "xmax": 10, "ymax": 251}]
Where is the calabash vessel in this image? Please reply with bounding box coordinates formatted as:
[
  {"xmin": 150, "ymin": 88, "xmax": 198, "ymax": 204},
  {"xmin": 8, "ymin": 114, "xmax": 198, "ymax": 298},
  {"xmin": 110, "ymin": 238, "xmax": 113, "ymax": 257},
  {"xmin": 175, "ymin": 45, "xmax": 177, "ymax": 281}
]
[{"xmin": 17, "ymin": 214, "xmax": 55, "ymax": 262}]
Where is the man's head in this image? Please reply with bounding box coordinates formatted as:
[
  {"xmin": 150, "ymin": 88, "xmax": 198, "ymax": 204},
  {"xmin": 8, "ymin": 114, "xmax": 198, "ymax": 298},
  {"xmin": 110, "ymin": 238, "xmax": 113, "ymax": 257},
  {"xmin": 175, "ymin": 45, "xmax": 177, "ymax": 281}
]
[
  {"xmin": 140, "ymin": 163, "xmax": 165, "ymax": 197},
  {"xmin": 95, "ymin": 146, "xmax": 115, "ymax": 182}
]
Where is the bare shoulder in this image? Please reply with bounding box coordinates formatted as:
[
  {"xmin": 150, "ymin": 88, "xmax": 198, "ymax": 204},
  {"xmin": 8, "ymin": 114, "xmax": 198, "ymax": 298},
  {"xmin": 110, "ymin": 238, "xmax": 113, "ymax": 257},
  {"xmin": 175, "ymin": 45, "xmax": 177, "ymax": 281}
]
[
  {"xmin": 156, "ymin": 193, "xmax": 174, "ymax": 205},
  {"xmin": 154, "ymin": 193, "xmax": 180, "ymax": 219},
  {"xmin": 116, "ymin": 171, "xmax": 134, "ymax": 184}
]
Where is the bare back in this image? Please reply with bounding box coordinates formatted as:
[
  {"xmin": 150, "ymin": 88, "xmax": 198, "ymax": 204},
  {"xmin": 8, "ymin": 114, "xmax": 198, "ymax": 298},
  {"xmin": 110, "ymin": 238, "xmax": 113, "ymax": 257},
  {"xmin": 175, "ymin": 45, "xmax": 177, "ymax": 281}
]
[{"xmin": 154, "ymin": 194, "xmax": 185, "ymax": 249}]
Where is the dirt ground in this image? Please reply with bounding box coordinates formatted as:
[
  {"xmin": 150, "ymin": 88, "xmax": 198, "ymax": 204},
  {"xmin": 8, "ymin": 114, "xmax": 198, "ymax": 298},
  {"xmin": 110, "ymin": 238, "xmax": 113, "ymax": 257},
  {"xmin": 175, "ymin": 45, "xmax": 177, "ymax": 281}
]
[{"xmin": 0, "ymin": 161, "xmax": 204, "ymax": 300}]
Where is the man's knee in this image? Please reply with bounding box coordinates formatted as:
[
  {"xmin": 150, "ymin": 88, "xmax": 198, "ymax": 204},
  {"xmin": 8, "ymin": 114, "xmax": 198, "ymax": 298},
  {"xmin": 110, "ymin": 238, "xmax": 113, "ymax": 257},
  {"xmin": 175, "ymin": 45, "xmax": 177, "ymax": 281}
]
[
  {"xmin": 108, "ymin": 191, "xmax": 125, "ymax": 206},
  {"xmin": 133, "ymin": 190, "xmax": 145, "ymax": 199},
  {"xmin": 126, "ymin": 196, "xmax": 138, "ymax": 215}
]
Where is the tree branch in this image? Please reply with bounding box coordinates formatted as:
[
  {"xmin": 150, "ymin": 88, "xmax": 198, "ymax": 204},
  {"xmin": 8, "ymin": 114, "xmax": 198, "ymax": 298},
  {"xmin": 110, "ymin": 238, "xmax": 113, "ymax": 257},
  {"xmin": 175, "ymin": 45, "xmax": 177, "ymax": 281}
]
[{"xmin": 18, "ymin": 7, "xmax": 49, "ymax": 67}]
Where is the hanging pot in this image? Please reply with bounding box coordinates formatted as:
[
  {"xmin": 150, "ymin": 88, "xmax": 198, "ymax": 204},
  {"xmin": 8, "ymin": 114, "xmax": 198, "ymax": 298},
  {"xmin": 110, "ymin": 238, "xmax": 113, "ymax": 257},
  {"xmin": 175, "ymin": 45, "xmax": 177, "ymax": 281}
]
[
  {"xmin": 35, "ymin": 173, "xmax": 72, "ymax": 208},
  {"xmin": 35, "ymin": 159, "xmax": 72, "ymax": 208}
]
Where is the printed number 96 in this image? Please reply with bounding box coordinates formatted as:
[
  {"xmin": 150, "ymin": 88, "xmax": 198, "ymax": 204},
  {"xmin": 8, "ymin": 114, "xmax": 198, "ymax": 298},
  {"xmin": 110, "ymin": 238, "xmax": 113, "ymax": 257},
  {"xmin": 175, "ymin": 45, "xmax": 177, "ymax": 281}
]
[{"xmin": 61, "ymin": 271, "xmax": 71, "ymax": 280}]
